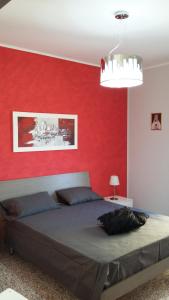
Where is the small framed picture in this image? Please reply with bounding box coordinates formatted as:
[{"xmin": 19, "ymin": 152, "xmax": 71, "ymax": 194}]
[{"xmin": 151, "ymin": 113, "xmax": 162, "ymax": 130}]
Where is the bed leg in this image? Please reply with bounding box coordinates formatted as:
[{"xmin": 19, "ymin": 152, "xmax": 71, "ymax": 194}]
[{"xmin": 9, "ymin": 247, "xmax": 14, "ymax": 255}]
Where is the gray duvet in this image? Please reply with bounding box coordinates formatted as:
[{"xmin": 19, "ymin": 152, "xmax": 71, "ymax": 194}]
[{"xmin": 6, "ymin": 200, "xmax": 169, "ymax": 300}]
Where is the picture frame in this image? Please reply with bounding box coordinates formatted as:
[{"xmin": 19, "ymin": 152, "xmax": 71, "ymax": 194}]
[
  {"xmin": 151, "ymin": 113, "xmax": 162, "ymax": 131},
  {"xmin": 13, "ymin": 111, "xmax": 78, "ymax": 152}
]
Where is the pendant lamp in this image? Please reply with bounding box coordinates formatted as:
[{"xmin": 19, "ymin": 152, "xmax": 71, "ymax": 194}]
[{"xmin": 100, "ymin": 11, "xmax": 143, "ymax": 88}]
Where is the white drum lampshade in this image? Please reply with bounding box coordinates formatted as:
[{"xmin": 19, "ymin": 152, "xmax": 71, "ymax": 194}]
[{"xmin": 100, "ymin": 54, "xmax": 143, "ymax": 88}]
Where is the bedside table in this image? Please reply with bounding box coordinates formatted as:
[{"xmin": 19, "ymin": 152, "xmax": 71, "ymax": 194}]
[
  {"xmin": 104, "ymin": 196, "xmax": 133, "ymax": 208},
  {"xmin": 0, "ymin": 288, "xmax": 27, "ymax": 300}
]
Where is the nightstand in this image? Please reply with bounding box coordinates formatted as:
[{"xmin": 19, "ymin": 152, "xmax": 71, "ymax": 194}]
[
  {"xmin": 104, "ymin": 196, "xmax": 133, "ymax": 208},
  {"xmin": 0, "ymin": 289, "xmax": 27, "ymax": 300}
]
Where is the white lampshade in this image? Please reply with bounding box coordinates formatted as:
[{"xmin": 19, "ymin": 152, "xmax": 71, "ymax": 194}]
[
  {"xmin": 109, "ymin": 175, "xmax": 120, "ymax": 186},
  {"xmin": 100, "ymin": 54, "xmax": 143, "ymax": 88}
]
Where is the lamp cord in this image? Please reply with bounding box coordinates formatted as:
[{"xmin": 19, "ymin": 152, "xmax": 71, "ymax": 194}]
[{"xmin": 108, "ymin": 13, "xmax": 128, "ymax": 55}]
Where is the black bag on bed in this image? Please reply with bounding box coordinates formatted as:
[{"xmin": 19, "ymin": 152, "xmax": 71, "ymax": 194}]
[{"xmin": 97, "ymin": 207, "xmax": 149, "ymax": 235}]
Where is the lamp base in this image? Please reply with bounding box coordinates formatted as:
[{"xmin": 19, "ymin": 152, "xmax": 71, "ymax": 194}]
[{"xmin": 110, "ymin": 196, "xmax": 118, "ymax": 200}]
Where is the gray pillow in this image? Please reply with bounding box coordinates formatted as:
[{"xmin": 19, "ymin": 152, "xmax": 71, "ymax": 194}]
[
  {"xmin": 1, "ymin": 191, "xmax": 60, "ymax": 219},
  {"xmin": 56, "ymin": 187, "xmax": 102, "ymax": 205}
]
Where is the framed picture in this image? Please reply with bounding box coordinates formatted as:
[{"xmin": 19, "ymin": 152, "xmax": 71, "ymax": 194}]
[
  {"xmin": 13, "ymin": 111, "xmax": 78, "ymax": 152},
  {"xmin": 151, "ymin": 113, "xmax": 162, "ymax": 130}
]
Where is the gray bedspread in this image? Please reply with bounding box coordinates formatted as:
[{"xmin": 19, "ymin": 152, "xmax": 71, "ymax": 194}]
[{"xmin": 6, "ymin": 200, "xmax": 169, "ymax": 300}]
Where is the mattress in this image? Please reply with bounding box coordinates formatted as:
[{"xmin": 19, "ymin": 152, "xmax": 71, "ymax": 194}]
[{"xmin": 6, "ymin": 200, "xmax": 169, "ymax": 300}]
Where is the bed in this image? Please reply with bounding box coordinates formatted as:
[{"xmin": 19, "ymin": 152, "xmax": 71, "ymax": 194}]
[{"xmin": 1, "ymin": 171, "xmax": 169, "ymax": 300}]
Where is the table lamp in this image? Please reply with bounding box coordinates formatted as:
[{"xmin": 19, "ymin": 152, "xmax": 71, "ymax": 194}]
[{"xmin": 109, "ymin": 175, "xmax": 120, "ymax": 200}]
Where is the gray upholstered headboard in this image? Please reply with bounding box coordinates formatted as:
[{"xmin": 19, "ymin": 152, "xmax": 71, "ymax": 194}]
[{"xmin": 0, "ymin": 172, "xmax": 90, "ymax": 201}]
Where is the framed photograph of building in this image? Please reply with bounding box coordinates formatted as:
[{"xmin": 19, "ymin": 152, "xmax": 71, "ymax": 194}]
[
  {"xmin": 13, "ymin": 111, "xmax": 78, "ymax": 152},
  {"xmin": 151, "ymin": 113, "xmax": 162, "ymax": 130}
]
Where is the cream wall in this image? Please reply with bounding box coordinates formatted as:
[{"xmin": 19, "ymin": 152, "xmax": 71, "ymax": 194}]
[{"xmin": 128, "ymin": 64, "xmax": 169, "ymax": 215}]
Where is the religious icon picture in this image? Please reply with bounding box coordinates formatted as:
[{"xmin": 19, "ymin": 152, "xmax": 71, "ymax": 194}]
[{"xmin": 151, "ymin": 113, "xmax": 162, "ymax": 130}]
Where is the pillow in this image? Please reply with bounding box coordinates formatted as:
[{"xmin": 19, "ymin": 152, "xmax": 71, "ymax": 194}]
[
  {"xmin": 56, "ymin": 186, "xmax": 102, "ymax": 205},
  {"xmin": 97, "ymin": 207, "xmax": 149, "ymax": 235},
  {"xmin": 0, "ymin": 191, "xmax": 60, "ymax": 219}
]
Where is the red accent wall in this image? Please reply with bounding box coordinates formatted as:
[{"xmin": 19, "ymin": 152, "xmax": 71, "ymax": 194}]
[{"xmin": 0, "ymin": 47, "xmax": 127, "ymax": 196}]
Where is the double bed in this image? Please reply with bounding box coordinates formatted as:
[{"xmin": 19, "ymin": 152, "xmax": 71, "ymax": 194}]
[{"xmin": 1, "ymin": 171, "xmax": 169, "ymax": 300}]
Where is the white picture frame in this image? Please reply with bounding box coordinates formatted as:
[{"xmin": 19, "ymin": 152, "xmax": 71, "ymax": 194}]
[{"xmin": 13, "ymin": 111, "xmax": 78, "ymax": 152}]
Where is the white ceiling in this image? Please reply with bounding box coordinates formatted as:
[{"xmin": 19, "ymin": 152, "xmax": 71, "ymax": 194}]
[{"xmin": 0, "ymin": 0, "xmax": 169, "ymax": 68}]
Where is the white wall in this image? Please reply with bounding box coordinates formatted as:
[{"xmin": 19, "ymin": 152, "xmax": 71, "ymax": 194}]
[{"xmin": 128, "ymin": 64, "xmax": 169, "ymax": 215}]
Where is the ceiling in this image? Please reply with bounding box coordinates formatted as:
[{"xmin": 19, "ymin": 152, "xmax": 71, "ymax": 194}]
[{"xmin": 0, "ymin": 0, "xmax": 169, "ymax": 69}]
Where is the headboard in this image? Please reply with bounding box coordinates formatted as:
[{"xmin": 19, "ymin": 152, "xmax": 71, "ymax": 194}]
[{"xmin": 0, "ymin": 172, "xmax": 90, "ymax": 201}]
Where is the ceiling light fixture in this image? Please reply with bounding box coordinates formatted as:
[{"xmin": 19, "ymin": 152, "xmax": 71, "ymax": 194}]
[{"xmin": 100, "ymin": 11, "xmax": 143, "ymax": 88}]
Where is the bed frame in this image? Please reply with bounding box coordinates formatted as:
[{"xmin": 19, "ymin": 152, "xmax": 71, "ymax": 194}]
[
  {"xmin": 0, "ymin": 172, "xmax": 90, "ymax": 201},
  {"xmin": 0, "ymin": 171, "xmax": 169, "ymax": 300}
]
